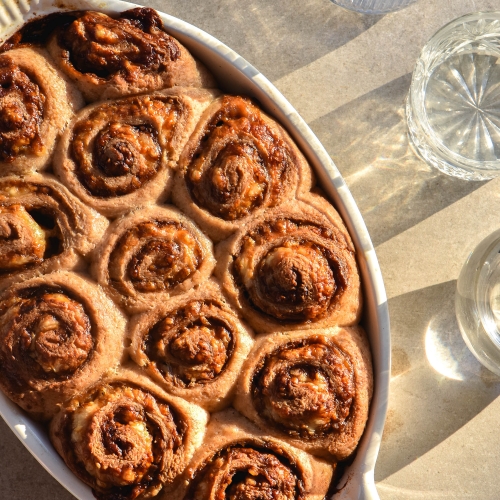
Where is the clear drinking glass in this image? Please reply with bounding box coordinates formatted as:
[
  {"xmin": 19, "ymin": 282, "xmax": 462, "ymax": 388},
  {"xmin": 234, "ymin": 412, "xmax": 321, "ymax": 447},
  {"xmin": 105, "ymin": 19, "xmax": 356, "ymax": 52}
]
[
  {"xmin": 407, "ymin": 12, "xmax": 500, "ymax": 181},
  {"xmin": 330, "ymin": 0, "xmax": 416, "ymax": 14},
  {"xmin": 456, "ymin": 230, "xmax": 500, "ymax": 376}
]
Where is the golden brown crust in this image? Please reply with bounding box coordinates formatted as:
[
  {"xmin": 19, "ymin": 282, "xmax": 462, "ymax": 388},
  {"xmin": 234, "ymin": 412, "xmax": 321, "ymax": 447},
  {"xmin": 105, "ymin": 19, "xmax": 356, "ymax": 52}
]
[
  {"xmin": 92, "ymin": 205, "xmax": 216, "ymax": 314},
  {"xmin": 47, "ymin": 8, "xmax": 215, "ymax": 102},
  {"xmin": 173, "ymin": 95, "xmax": 314, "ymax": 241},
  {"xmin": 55, "ymin": 88, "xmax": 218, "ymax": 217},
  {"xmin": 129, "ymin": 279, "xmax": 254, "ymax": 411},
  {"xmin": 50, "ymin": 369, "xmax": 208, "ymax": 500},
  {"xmin": 168, "ymin": 409, "xmax": 333, "ymax": 500},
  {"xmin": 0, "ymin": 47, "xmax": 83, "ymax": 175},
  {"xmin": 0, "ymin": 271, "xmax": 127, "ymax": 420},
  {"xmin": 233, "ymin": 327, "xmax": 373, "ymax": 460},
  {"xmin": 216, "ymin": 199, "xmax": 361, "ymax": 333},
  {"xmin": 0, "ymin": 173, "xmax": 109, "ymax": 291},
  {"xmin": 0, "ymin": 9, "xmax": 375, "ymax": 498}
]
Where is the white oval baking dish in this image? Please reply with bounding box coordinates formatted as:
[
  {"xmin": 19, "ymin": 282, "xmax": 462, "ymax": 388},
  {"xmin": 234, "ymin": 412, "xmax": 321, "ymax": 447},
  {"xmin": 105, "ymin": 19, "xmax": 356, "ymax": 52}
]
[{"xmin": 0, "ymin": 1, "xmax": 390, "ymax": 499}]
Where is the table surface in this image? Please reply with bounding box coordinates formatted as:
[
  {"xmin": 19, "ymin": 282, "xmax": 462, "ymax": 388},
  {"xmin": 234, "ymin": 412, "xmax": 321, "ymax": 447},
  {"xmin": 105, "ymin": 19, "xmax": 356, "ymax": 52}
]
[{"xmin": 3, "ymin": 0, "xmax": 500, "ymax": 498}]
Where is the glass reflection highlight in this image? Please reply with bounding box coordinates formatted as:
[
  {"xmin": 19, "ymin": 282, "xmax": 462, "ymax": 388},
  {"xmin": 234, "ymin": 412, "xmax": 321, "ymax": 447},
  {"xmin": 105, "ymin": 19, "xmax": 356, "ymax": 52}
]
[{"xmin": 425, "ymin": 308, "xmax": 482, "ymax": 381}]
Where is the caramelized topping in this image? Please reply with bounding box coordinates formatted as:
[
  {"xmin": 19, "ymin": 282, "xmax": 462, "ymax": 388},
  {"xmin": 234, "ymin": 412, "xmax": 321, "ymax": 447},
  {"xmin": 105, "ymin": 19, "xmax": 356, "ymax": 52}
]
[
  {"xmin": 0, "ymin": 12, "xmax": 79, "ymax": 52},
  {"xmin": 145, "ymin": 300, "xmax": 234, "ymax": 387},
  {"xmin": 186, "ymin": 96, "xmax": 296, "ymax": 220},
  {"xmin": 0, "ymin": 181, "xmax": 66, "ymax": 276},
  {"xmin": 59, "ymin": 8, "xmax": 180, "ymax": 81},
  {"xmin": 94, "ymin": 123, "xmax": 159, "ymax": 177},
  {"xmin": 0, "ymin": 286, "xmax": 93, "ymax": 384},
  {"xmin": 252, "ymin": 337, "xmax": 355, "ymax": 439},
  {"xmin": 109, "ymin": 220, "xmax": 203, "ymax": 295},
  {"xmin": 255, "ymin": 242, "xmax": 336, "ymax": 320},
  {"xmin": 0, "ymin": 60, "xmax": 44, "ymax": 162},
  {"xmin": 234, "ymin": 217, "xmax": 349, "ymax": 322},
  {"xmin": 187, "ymin": 443, "xmax": 304, "ymax": 500},
  {"xmin": 70, "ymin": 95, "xmax": 181, "ymax": 197},
  {"xmin": 69, "ymin": 383, "xmax": 184, "ymax": 500},
  {"xmin": 0, "ymin": 204, "xmax": 46, "ymax": 270}
]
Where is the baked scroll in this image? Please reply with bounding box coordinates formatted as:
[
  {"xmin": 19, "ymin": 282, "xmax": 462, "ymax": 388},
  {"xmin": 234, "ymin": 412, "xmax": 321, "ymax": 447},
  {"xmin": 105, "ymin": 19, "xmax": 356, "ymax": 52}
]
[
  {"xmin": 0, "ymin": 174, "xmax": 108, "ymax": 291},
  {"xmin": 47, "ymin": 8, "xmax": 215, "ymax": 102},
  {"xmin": 0, "ymin": 47, "xmax": 83, "ymax": 175},
  {"xmin": 50, "ymin": 370, "xmax": 208, "ymax": 500},
  {"xmin": 234, "ymin": 327, "xmax": 373, "ymax": 460},
  {"xmin": 216, "ymin": 197, "xmax": 361, "ymax": 333},
  {"xmin": 0, "ymin": 271, "xmax": 126, "ymax": 420},
  {"xmin": 55, "ymin": 88, "xmax": 217, "ymax": 217},
  {"xmin": 173, "ymin": 95, "xmax": 313, "ymax": 241},
  {"xmin": 129, "ymin": 279, "xmax": 254, "ymax": 411},
  {"xmin": 169, "ymin": 409, "xmax": 334, "ymax": 500},
  {"xmin": 92, "ymin": 205, "xmax": 215, "ymax": 313}
]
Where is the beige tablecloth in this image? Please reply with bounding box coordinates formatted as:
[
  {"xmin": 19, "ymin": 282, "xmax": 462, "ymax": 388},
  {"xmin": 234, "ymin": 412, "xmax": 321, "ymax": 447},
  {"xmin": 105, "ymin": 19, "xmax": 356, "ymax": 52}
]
[{"xmin": 2, "ymin": 0, "xmax": 500, "ymax": 498}]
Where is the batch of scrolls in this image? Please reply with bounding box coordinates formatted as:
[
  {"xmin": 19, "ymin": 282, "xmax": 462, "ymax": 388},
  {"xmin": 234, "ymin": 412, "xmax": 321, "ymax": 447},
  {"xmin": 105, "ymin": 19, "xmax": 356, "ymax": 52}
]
[{"xmin": 0, "ymin": 7, "xmax": 373, "ymax": 500}]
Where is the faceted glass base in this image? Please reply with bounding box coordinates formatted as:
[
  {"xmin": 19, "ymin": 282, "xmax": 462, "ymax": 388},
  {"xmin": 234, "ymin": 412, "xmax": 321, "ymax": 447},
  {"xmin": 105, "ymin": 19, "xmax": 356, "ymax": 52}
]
[{"xmin": 407, "ymin": 12, "xmax": 500, "ymax": 180}]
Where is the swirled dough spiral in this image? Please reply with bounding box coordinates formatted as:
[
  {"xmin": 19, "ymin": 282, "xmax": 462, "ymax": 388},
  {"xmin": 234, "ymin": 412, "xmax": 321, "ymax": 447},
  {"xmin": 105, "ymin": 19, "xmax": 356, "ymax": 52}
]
[
  {"xmin": 234, "ymin": 327, "xmax": 373, "ymax": 460},
  {"xmin": 170, "ymin": 410, "xmax": 333, "ymax": 500},
  {"xmin": 50, "ymin": 371, "xmax": 208, "ymax": 500},
  {"xmin": 173, "ymin": 95, "xmax": 313, "ymax": 241},
  {"xmin": 47, "ymin": 8, "xmax": 215, "ymax": 102},
  {"xmin": 0, "ymin": 271, "xmax": 126, "ymax": 419},
  {"xmin": 92, "ymin": 205, "xmax": 216, "ymax": 313},
  {"xmin": 0, "ymin": 174, "xmax": 108, "ymax": 291},
  {"xmin": 0, "ymin": 47, "xmax": 83, "ymax": 175},
  {"xmin": 129, "ymin": 279, "xmax": 253, "ymax": 410},
  {"xmin": 55, "ymin": 88, "xmax": 217, "ymax": 217},
  {"xmin": 216, "ymin": 197, "xmax": 361, "ymax": 332}
]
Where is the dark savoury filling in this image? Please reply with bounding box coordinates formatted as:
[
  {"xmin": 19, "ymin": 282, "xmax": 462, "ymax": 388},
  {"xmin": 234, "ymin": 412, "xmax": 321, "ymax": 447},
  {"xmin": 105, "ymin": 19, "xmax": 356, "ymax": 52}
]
[
  {"xmin": 0, "ymin": 181, "xmax": 68, "ymax": 276},
  {"xmin": 251, "ymin": 337, "xmax": 355, "ymax": 439},
  {"xmin": 145, "ymin": 299, "xmax": 235, "ymax": 387},
  {"xmin": 0, "ymin": 61, "xmax": 44, "ymax": 162},
  {"xmin": 234, "ymin": 217, "xmax": 349, "ymax": 322},
  {"xmin": 0, "ymin": 12, "xmax": 79, "ymax": 52},
  {"xmin": 59, "ymin": 8, "xmax": 180, "ymax": 80},
  {"xmin": 186, "ymin": 95, "xmax": 295, "ymax": 220},
  {"xmin": 186, "ymin": 441, "xmax": 305, "ymax": 500}
]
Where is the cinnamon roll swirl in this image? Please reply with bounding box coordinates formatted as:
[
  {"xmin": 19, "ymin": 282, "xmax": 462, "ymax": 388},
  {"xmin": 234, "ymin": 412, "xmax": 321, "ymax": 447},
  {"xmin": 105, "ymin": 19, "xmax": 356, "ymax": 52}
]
[
  {"xmin": 55, "ymin": 88, "xmax": 217, "ymax": 217},
  {"xmin": 129, "ymin": 280, "xmax": 254, "ymax": 411},
  {"xmin": 173, "ymin": 95, "xmax": 313, "ymax": 241},
  {"xmin": 50, "ymin": 371, "xmax": 208, "ymax": 500},
  {"xmin": 0, "ymin": 47, "xmax": 83, "ymax": 175},
  {"xmin": 47, "ymin": 8, "xmax": 215, "ymax": 102},
  {"xmin": 234, "ymin": 327, "xmax": 373, "ymax": 460},
  {"xmin": 0, "ymin": 174, "xmax": 108, "ymax": 291},
  {"xmin": 92, "ymin": 206, "xmax": 216, "ymax": 313},
  {"xmin": 0, "ymin": 271, "xmax": 127, "ymax": 420},
  {"xmin": 216, "ymin": 198, "xmax": 361, "ymax": 332},
  {"xmin": 170, "ymin": 410, "xmax": 333, "ymax": 500}
]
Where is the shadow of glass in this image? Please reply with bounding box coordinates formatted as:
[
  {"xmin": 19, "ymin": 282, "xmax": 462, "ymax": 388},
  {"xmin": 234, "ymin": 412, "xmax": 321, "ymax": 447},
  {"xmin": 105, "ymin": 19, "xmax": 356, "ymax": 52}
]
[
  {"xmin": 310, "ymin": 74, "xmax": 488, "ymax": 247},
  {"xmin": 375, "ymin": 280, "xmax": 500, "ymax": 482},
  {"xmin": 147, "ymin": 0, "xmax": 383, "ymax": 81}
]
